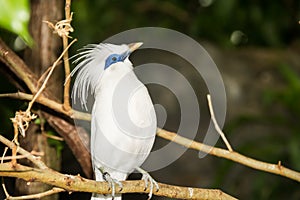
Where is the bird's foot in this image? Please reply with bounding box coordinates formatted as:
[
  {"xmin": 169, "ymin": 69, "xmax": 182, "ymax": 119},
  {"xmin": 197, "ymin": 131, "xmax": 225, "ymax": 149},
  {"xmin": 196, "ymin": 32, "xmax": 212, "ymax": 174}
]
[
  {"xmin": 102, "ymin": 171, "xmax": 123, "ymax": 199},
  {"xmin": 136, "ymin": 167, "xmax": 159, "ymax": 200}
]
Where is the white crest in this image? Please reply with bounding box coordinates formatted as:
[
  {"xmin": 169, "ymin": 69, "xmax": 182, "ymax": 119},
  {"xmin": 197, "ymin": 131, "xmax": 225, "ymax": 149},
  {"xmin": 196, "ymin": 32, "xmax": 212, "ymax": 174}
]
[{"xmin": 70, "ymin": 43, "xmax": 129, "ymax": 110}]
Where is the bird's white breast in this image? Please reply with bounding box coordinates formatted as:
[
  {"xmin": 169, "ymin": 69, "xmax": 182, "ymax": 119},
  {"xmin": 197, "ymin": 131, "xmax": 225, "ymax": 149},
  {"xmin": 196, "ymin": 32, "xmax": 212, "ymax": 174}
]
[{"xmin": 91, "ymin": 61, "xmax": 156, "ymax": 173}]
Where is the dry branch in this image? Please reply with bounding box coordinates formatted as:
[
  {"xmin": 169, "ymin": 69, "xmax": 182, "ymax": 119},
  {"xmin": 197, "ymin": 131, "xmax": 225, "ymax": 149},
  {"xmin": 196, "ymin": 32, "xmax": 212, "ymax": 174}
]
[
  {"xmin": 0, "ymin": 135, "xmax": 47, "ymax": 169},
  {"xmin": 156, "ymin": 129, "xmax": 300, "ymax": 183},
  {"xmin": 6, "ymin": 187, "xmax": 65, "ymax": 200},
  {"xmin": 1, "ymin": 91, "xmax": 300, "ymax": 183},
  {"xmin": 0, "ymin": 92, "xmax": 90, "ymax": 121},
  {"xmin": 207, "ymin": 94, "xmax": 233, "ymax": 151},
  {"xmin": 0, "ymin": 134, "xmax": 236, "ymax": 200},
  {"xmin": 0, "ymin": 163, "xmax": 236, "ymax": 200},
  {"xmin": 0, "ymin": 37, "xmax": 92, "ymax": 177}
]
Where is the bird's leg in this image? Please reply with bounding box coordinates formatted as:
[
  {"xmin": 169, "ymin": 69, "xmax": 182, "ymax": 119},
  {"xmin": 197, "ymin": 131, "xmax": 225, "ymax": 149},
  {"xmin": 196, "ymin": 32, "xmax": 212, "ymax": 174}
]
[
  {"xmin": 136, "ymin": 167, "xmax": 159, "ymax": 200},
  {"xmin": 98, "ymin": 167, "xmax": 123, "ymax": 199}
]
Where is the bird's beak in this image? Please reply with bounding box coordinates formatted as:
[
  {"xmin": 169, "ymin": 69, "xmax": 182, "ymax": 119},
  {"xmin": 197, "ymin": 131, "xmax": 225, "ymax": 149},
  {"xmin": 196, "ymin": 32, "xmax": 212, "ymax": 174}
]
[{"xmin": 128, "ymin": 42, "xmax": 143, "ymax": 53}]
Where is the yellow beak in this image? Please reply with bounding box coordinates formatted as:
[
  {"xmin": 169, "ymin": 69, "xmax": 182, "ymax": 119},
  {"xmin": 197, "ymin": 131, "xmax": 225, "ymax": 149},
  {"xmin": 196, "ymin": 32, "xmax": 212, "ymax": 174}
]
[{"xmin": 128, "ymin": 42, "xmax": 143, "ymax": 52}]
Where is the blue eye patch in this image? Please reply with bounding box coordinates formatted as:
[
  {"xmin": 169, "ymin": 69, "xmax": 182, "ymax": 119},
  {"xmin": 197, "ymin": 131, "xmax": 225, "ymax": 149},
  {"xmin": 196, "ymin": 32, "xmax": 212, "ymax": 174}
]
[{"xmin": 104, "ymin": 51, "xmax": 130, "ymax": 70}]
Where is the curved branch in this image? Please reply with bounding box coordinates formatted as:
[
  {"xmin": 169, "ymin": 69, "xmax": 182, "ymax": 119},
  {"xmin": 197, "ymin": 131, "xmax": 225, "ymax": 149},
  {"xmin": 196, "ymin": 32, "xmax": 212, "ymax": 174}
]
[
  {"xmin": 0, "ymin": 37, "xmax": 92, "ymax": 177},
  {"xmin": 0, "ymin": 135, "xmax": 47, "ymax": 169},
  {"xmin": 1, "ymin": 92, "xmax": 300, "ymax": 183},
  {"xmin": 0, "ymin": 163, "xmax": 236, "ymax": 200},
  {"xmin": 0, "ymin": 134, "xmax": 236, "ymax": 200},
  {"xmin": 156, "ymin": 129, "xmax": 300, "ymax": 183},
  {"xmin": 6, "ymin": 187, "xmax": 65, "ymax": 200}
]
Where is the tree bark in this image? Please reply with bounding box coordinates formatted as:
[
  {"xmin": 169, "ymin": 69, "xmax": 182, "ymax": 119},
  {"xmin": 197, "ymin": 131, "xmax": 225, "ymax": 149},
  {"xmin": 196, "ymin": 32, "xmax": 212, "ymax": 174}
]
[{"xmin": 15, "ymin": 1, "xmax": 63, "ymax": 200}]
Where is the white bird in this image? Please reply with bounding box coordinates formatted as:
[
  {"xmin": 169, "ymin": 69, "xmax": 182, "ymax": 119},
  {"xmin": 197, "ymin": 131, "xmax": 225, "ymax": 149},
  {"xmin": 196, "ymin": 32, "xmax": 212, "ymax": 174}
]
[{"xmin": 71, "ymin": 42, "xmax": 158, "ymax": 200}]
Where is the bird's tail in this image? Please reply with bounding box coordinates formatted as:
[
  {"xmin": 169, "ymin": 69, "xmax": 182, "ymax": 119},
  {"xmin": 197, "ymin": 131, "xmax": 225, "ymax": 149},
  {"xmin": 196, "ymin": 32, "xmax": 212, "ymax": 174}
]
[{"xmin": 91, "ymin": 168, "xmax": 126, "ymax": 200}]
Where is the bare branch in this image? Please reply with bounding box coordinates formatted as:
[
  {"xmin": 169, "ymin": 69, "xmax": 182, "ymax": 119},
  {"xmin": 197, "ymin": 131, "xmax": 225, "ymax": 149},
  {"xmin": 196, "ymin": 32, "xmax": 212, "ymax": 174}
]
[
  {"xmin": 62, "ymin": 0, "xmax": 73, "ymax": 111},
  {"xmin": 2, "ymin": 90, "xmax": 300, "ymax": 183},
  {"xmin": 1, "ymin": 151, "xmax": 44, "ymax": 161},
  {"xmin": 41, "ymin": 112, "xmax": 92, "ymax": 177},
  {"xmin": 207, "ymin": 94, "xmax": 233, "ymax": 151},
  {"xmin": 0, "ymin": 134, "xmax": 236, "ymax": 199},
  {"xmin": 44, "ymin": 0, "xmax": 74, "ymax": 111},
  {"xmin": 26, "ymin": 39, "xmax": 76, "ymax": 112},
  {"xmin": 0, "ymin": 163, "xmax": 236, "ymax": 200},
  {"xmin": 0, "ymin": 92, "xmax": 90, "ymax": 121},
  {"xmin": 0, "ymin": 135, "xmax": 47, "ymax": 169},
  {"xmin": 0, "ymin": 92, "xmax": 92, "ymax": 177},
  {"xmin": 6, "ymin": 187, "xmax": 65, "ymax": 200},
  {"xmin": 156, "ymin": 128, "xmax": 300, "ymax": 183}
]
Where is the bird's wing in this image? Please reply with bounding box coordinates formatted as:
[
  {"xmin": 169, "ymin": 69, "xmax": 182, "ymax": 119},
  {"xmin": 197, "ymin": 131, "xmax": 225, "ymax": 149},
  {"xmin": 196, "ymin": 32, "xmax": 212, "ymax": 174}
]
[{"xmin": 128, "ymin": 84, "xmax": 156, "ymax": 129}]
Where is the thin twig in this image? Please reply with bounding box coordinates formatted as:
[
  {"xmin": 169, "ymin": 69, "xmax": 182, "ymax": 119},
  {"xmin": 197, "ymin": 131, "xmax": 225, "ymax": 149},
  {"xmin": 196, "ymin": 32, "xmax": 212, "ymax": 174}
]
[
  {"xmin": 1, "ymin": 147, "xmax": 9, "ymax": 199},
  {"xmin": 1, "ymin": 147, "xmax": 9, "ymax": 164},
  {"xmin": 1, "ymin": 151, "xmax": 44, "ymax": 161},
  {"xmin": 2, "ymin": 181, "xmax": 9, "ymax": 199},
  {"xmin": 44, "ymin": 1, "xmax": 73, "ymax": 111},
  {"xmin": 207, "ymin": 94, "xmax": 233, "ymax": 151},
  {"xmin": 0, "ymin": 92, "xmax": 91, "ymax": 121},
  {"xmin": 26, "ymin": 39, "xmax": 77, "ymax": 113},
  {"xmin": 8, "ymin": 39, "xmax": 76, "ymax": 143},
  {"xmin": 62, "ymin": 0, "xmax": 73, "ymax": 111},
  {"xmin": 156, "ymin": 128, "xmax": 300, "ymax": 183},
  {"xmin": 0, "ymin": 135, "xmax": 47, "ymax": 169},
  {"xmin": 0, "ymin": 37, "xmax": 92, "ymax": 176},
  {"xmin": 42, "ymin": 133, "xmax": 64, "ymax": 141},
  {"xmin": 37, "ymin": 61, "xmax": 62, "ymax": 86},
  {"xmin": 6, "ymin": 187, "xmax": 65, "ymax": 200}
]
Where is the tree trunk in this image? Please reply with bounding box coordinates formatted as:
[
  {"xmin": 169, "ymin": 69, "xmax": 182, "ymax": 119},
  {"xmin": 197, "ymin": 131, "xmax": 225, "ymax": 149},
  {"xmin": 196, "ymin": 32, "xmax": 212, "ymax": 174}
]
[{"xmin": 15, "ymin": 1, "xmax": 63, "ymax": 200}]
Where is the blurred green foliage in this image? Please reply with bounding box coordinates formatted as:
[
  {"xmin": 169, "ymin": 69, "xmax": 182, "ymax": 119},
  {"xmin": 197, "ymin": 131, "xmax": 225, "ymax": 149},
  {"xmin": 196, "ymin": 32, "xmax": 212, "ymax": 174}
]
[
  {"xmin": 71, "ymin": 0, "xmax": 300, "ymax": 48},
  {"xmin": 0, "ymin": 0, "xmax": 33, "ymax": 46},
  {"xmin": 219, "ymin": 64, "xmax": 300, "ymax": 199},
  {"xmin": 263, "ymin": 64, "xmax": 300, "ymax": 169}
]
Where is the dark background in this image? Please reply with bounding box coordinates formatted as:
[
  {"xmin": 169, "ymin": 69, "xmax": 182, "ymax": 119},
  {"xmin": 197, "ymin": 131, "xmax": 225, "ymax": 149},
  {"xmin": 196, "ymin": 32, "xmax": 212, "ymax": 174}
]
[{"xmin": 0, "ymin": 0, "xmax": 300, "ymax": 199}]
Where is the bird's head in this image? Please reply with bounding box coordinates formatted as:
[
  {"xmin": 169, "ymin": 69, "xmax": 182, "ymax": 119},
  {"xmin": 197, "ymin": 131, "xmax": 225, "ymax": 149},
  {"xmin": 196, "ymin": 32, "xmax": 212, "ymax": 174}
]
[
  {"xmin": 71, "ymin": 42, "xmax": 143, "ymax": 110},
  {"xmin": 104, "ymin": 42, "xmax": 143, "ymax": 70}
]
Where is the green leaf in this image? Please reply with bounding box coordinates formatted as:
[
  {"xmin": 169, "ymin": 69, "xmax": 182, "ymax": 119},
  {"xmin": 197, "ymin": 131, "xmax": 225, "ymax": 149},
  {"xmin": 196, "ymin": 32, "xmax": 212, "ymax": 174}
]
[{"xmin": 0, "ymin": 0, "xmax": 33, "ymax": 46}]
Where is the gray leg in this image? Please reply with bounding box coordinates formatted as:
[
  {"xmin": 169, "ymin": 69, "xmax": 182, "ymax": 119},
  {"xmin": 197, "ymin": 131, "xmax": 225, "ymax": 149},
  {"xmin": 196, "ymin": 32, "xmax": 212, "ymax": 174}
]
[
  {"xmin": 136, "ymin": 167, "xmax": 159, "ymax": 199},
  {"xmin": 98, "ymin": 167, "xmax": 123, "ymax": 199}
]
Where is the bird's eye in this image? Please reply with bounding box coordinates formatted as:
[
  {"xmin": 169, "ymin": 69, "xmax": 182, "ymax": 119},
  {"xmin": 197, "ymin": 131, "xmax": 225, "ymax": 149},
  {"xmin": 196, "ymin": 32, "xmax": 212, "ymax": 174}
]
[{"xmin": 112, "ymin": 56, "xmax": 117, "ymax": 61}]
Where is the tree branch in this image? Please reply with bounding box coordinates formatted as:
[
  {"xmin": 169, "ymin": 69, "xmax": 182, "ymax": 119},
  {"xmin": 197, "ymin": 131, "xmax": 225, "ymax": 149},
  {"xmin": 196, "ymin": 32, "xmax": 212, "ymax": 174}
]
[
  {"xmin": 0, "ymin": 163, "xmax": 236, "ymax": 200},
  {"xmin": 0, "ymin": 134, "xmax": 236, "ymax": 200},
  {"xmin": 156, "ymin": 128, "xmax": 300, "ymax": 183},
  {"xmin": 0, "ymin": 37, "xmax": 92, "ymax": 177},
  {"xmin": 207, "ymin": 94, "xmax": 233, "ymax": 151},
  {"xmin": 6, "ymin": 187, "xmax": 65, "ymax": 200},
  {"xmin": 41, "ymin": 112, "xmax": 92, "ymax": 177},
  {"xmin": 0, "ymin": 92, "xmax": 90, "ymax": 121},
  {"xmin": 1, "ymin": 91, "xmax": 300, "ymax": 183},
  {"xmin": 0, "ymin": 135, "xmax": 47, "ymax": 169},
  {"xmin": 62, "ymin": 0, "xmax": 73, "ymax": 111}
]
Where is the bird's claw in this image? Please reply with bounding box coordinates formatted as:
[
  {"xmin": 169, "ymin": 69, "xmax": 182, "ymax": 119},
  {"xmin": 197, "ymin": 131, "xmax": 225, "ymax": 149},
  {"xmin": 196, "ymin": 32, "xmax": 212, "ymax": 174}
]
[
  {"xmin": 142, "ymin": 173, "xmax": 159, "ymax": 200},
  {"xmin": 137, "ymin": 168, "xmax": 159, "ymax": 200},
  {"xmin": 103, "ymin": 172, "xmax": 123, "ymax": 198}
]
